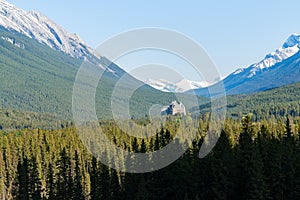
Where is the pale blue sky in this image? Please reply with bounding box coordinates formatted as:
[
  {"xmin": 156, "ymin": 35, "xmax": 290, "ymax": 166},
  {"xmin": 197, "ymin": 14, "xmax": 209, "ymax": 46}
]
[{"xmin": 7, "ymin": 0, "xmax": 300, "ymax": 80}]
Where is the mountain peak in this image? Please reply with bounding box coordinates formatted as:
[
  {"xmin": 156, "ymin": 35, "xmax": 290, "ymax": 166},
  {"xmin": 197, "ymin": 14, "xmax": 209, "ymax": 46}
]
[
  {"xmin": 0, "ymin": 0, "xmax": 95, "ymax": 59},
  {"xmin": 245, "ymin": 33, "xmax": 300, "ymax": 77},
  {"xmin": 194, "ymin": 33, "xmax": 300, "ymax": 96}
]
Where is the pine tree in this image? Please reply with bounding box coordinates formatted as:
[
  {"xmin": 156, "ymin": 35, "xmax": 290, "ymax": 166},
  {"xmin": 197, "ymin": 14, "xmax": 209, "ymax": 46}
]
[
  {"xmin": 98, "ymin": 153, "xmax": 110, "ymax": 200},
  {"xmin": 74, "ymin": 150, "xmax": 85, "ymax": 200},
  {"xmin": 140, "ymin": 139, "xmax": 147, "ymax": 153},
  {"xmin": 132, "ymin": 138, "xmax": 139, "ymax": 153},
  {"xmin": 15, "ymin": 158, "xmax": 30, "ymax": 200},
  {"xmin": 109, "ymin": 168, "xmax": 121, "ymax": 200},
  {"xmin": 90, "ymin": 156, "xmax": 100, "ymax": 200},
  {"xmin": 205, "ymin": 130, "xmax": 234, "ymax": 199},
  {"xmin": 154, "ymin": 131, "xmax": 160, "ymax": 151},
  {"xmin": 46, "ymin": 162, "xmax": 56, "ymax": 199},
  {"xmin": 29, "ymin": 155, "xmax": 43, "ymax": 200},
  {"xmin": 263, "ymin": 138, "xmax": 284, "ymax": 199},
  {"xmin": 159, "ymin": 128, "xmax": 166, "ymax": 147},
  {"xmin": 123, "ymin": 138, "xmax": 139, "ymax": 199},
  {"xmin": 67, "ymin": 157, "xmax": 75, "ymax": 199},
  {"xmin": 237, "ymin": 115, "xmax": 267, "ymax": 200},
  {"xmin": 282, "ymin": 116, "xmax": 295, "ymax": 198},
  {"xmin": 56, "ymin": 147, "xmax": 71, "ymax": 200},
  {"xmin": 149, "ymin": 138, "xmax": 154, "ymax": 152},
  {"xmin": 2, "ymin": 148, "xmax": 12, "ymax": 197},
  {"xmin": 135, "ymin": 174, "xmax": 148, "ymax": 200}
]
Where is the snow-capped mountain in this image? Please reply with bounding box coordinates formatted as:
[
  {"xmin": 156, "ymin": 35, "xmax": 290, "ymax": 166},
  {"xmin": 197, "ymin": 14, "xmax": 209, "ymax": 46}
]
[
  {"xmin": 146, "ymin": 78, "xmax": 213, "ymax": 93},
  {"xmin": 193, "ymin": 33, "xmax": 300, "ymax": 96},
  {"xmin": 0, "ymin": 0, "xmax": 97, "ymax": 59},
  {"xmin": 234, "ymin": 33, "xmax": 300, "ymax": 78}
]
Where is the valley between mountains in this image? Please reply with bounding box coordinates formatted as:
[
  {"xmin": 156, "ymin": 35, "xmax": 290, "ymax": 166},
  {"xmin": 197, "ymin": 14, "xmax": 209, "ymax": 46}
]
[{"xmin": 1, "ymin": 0, "xmax": 300, "ymax": 200}]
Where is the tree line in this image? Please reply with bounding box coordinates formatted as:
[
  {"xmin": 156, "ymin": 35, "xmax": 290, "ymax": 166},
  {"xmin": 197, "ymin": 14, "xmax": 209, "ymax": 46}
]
[{"xmin": 1, "ymin": 115, "xmax": 300, "ymax": 199}]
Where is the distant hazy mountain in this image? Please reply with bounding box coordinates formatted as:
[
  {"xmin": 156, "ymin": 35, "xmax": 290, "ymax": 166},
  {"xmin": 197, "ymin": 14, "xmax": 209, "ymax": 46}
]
[
  {"xmin": 146, "ymin": 78, "xmax": 214, "ymax": 93},
  {"xmin": 192, "ymin": 33, "xmax": 300, "ymax": 96}
]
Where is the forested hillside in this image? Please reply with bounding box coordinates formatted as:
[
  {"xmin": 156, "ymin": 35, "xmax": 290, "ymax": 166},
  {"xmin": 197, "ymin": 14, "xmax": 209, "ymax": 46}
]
[
  {"xmin": 1, "ymin": 8, "xmax": 300, "ymax": 200},
  {"xmin": 1, "ymin": 1, "xmax": 300, "ymax": 200},
  {"xmin": 195, "ymin": 81, "xmax": 300, "ymax": 121},
  {"xmin": 226, "ymin": 81, "xmax": 300, "ymax": 120},
  {"xmin": 1, "ymin": 27, "xmax": 204, "ymax": 120},
  {"xmin": 1, "ymin": 115, "xmax": 300, "ymax": 199}
]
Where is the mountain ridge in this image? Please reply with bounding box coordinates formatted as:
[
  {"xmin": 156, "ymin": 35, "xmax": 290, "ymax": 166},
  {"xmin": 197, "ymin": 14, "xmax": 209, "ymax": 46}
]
[
  {"xmin": 0, "ymin": 0, "xmax": 99, "ymax": 60},
  {"xmin": 233, "ymin": 33, "xmax": 300, "ymax": 78},
  {"xmin": 0, "ymin": 26, "xmax": 185, "ymax": 119},
  {"xmin": 192, "ymin": 33, "xmax": 300, "ymax": 96}
]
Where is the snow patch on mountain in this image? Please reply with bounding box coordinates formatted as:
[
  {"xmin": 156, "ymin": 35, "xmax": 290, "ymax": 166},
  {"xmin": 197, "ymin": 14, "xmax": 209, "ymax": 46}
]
[
  {"xmin": 1, "ymin": 36, "xmax": 25, "ymax": 48},
  {"xmin": 233, "ymin": 68, "xmax": 244, "ymax": 75},
  {"xmin": 146, "ymin": 78, "xmax": 214, "ymax": 93}
]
